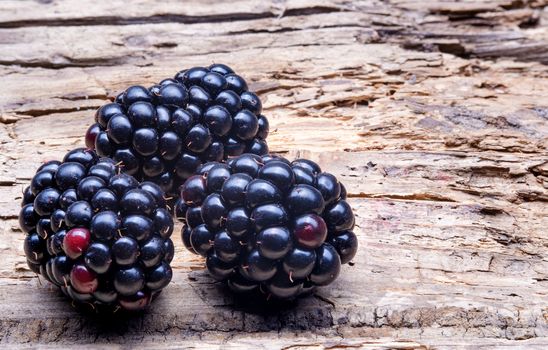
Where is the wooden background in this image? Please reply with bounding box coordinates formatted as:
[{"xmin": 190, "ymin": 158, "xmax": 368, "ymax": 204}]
[{"xmin": 1, "ymin": 0, "xmax": 547, "ymax": 348}]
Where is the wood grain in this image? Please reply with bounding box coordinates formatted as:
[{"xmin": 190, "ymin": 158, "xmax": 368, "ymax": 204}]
[{"xmin": 1, "ymin": 0, "xmax": 547, "ymax": 348}]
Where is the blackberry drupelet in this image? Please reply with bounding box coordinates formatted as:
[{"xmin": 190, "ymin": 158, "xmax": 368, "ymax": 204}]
[
  {"xmin": 178, "ymin": 153, "xmax": 358, "ymax": 299},
  {"xmin": 20, "ymin": 148, "xmax": 174, "ymax": 311},
  {"xmin": 87, "ymin": 63, "xmax": 269, "ymax": 196}
]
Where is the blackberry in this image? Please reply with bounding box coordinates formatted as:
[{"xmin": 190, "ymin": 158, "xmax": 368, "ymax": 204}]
[
  {"xmin": 178, "ymin": 153, "xmax": 357, "ymax": 299},
  {"xmin": 20, "ymin": 148, "xmax": 174, "ymax": 311},
  {"xmin": 87, "ymin": 63, "xmax": 270, "ymax": 196}
]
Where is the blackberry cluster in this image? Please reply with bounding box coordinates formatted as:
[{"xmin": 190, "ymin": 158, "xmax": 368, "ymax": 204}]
[
  {"xmin": 20, "ymin": 148, "xmax": 174, "ymax": 311},
  {"xmin": 86, "ymin": 64, "xmax": 269, "ymax": 195},
  {"xmin": 177, "ymin": 153, "xmax": 357, "ymax": 299}
]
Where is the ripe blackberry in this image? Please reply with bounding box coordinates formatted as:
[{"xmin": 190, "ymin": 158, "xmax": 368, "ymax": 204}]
[
  {"xmin": 178, "ymin": 153, "xmax": 357, "ymax": 299},
  {"xmin": 20, "ymin": 148, "xmax": 174, "ymax": 311},
  {"xmin": 87, "ymin": 63, "xmax": 269, "ymax": 196}
]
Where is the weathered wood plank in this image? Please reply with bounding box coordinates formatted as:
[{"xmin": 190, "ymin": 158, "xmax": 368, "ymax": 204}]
[
  {"xmin": 0, "ymin": 0, "xmax": 546, "ymax": 64},
  {"xmin": 1, "ymin": 150, "xmax": 546, "ymax": 345},
  {"xmin": 2, "ymin": 46, "xmax": 547, "ymax": 153}
]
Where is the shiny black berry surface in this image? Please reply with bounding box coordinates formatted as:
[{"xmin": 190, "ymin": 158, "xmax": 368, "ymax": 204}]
[
  {"xmin": 178, "ymin": 153, "xmax": 357, "ymax": 300},
  {"xmin": 88, "ymin": 64, "xmax": 270, "ymax": 196},
  {"xmin": 20, "ymin": 148, "xmax": 174, "ymax": 312}
]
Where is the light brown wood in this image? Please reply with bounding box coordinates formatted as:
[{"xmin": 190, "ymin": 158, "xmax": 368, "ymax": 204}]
[{"xmin": 1, "ymin": 0, "xmax": 547, "ymax": 348}]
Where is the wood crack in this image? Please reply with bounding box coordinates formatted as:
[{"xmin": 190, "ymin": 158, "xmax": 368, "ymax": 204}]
[
  {"xmin": 347, "ymin": 192, "xmax": 456, "ymax": 202},
  {"xmin": 0, "ymin": 6, "xmax": 344, "ymax": 29}
]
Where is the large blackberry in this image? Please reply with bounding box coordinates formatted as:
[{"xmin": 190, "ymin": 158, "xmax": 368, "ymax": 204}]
[
  {"xmin": 20, "ymin": 148, "xmax": 174, "ymax": 311},
  {"xmin": 177, "ymin": 153, "xmax": 358, "ymax": 299},
  {"xmin": 86, "ymin": 63, "xmax": 269, "ymax": 196}
]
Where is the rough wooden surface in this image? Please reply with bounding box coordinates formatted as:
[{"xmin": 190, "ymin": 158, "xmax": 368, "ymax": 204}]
[{"xmin": 1, "ymin": 0, "xmax": 547, "ymax": 348}]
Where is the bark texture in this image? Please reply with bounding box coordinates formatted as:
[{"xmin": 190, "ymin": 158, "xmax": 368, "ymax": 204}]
[{"xmin": 0, "ymin": 0, "xmax": 547, "ymax": 349}]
